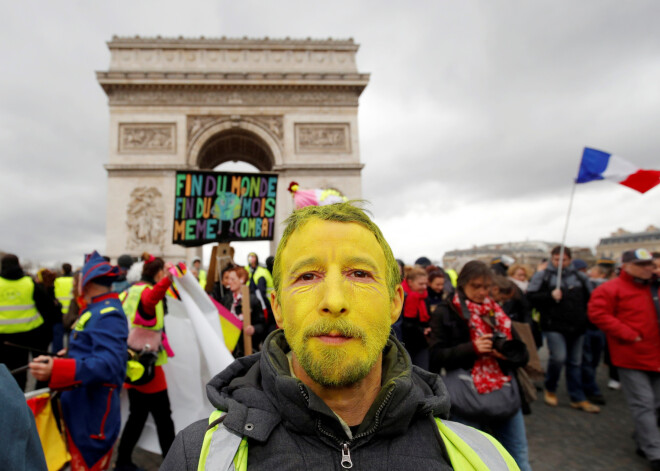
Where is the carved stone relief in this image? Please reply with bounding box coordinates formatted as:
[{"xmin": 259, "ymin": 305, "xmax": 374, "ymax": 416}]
[
  {"xmin": 119, "ymin": 123, "xmax": 176, "ymax": 153},
  {"xmin": 111, "ymin": 47, "xmax": 357, "ymax": 73},
  {"xmin": 109, "ymin": 89, "xmax": 359, "ymax": 107},
  {"xmin": 187, "ymin": 114, "xmax": 283, "ymax": 146},
  {"xmin": 295, "ymin": 123, "xmax": 351, "ymax": 153},
  {"xmin": 126, "ymin": 187, "xmax": 165, "ymax": 250}
]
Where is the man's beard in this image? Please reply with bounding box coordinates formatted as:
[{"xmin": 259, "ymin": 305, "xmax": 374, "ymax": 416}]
[{"xmin": 286, "ymin": 317, "xmax": 391, "ymax": 387}]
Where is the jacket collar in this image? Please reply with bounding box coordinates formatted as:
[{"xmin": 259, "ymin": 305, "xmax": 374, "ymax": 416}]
[
  {"xmin": 620, "ymin": 269, "xmax": 651, "ymax": 286},
  {"xmin": 206, "ymin": 330, "xmax": 450, "ymax": 444},
  {"xmin": 90, "ymin": 292, "xmax": 119, "ymax": 304}
]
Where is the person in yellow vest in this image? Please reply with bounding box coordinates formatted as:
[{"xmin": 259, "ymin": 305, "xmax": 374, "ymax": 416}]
[
  {"xmin": 115, "ymin": 252, "xmax": 176, "ymax": 471},
  {"xmin": 0, "ymin": 253, "xmax": 55, "ymax": 390},
  {"xmin": 245, "ymin": 252, "xmax": 274, "ymax": 298},
  {"xmin": 445, "ymin": 267, "xmax": 458, "ymax": 288},
  {"xmin": 162, "ymin": 203, "xmax": 518, "ymax": 470},
  {"xmin": 192, "ymin": 257, "xmax": 207, "ymax": 290},
  {"xmin": 54, "ymin": 263, "xmax": 74, "ymax": 315}
]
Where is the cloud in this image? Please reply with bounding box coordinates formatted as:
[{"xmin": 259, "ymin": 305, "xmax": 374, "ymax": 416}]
[{"xmin": 376, "ymin": 182, "xmax": 660, "ymax": 265}]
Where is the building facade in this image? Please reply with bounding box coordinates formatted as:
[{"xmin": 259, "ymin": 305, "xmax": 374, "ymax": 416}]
[
  {"xmin": 443, "ymin": 241, "xmax": 595, "ymax": 272},
  {"xmin": 596, "ymin": 226, "xmax": 660, "ymax": 261}
]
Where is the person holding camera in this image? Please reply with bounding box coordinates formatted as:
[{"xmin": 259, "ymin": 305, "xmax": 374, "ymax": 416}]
[{"xmin": 429, "ymin": 260, "xmax": 531, "ymax": 471}]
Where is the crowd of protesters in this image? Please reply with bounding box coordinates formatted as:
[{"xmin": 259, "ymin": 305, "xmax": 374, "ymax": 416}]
[
  {"xmin": 393, "ymin": 248, "xmax": 660, "ymax": 471},
  {"xmin": 2, "ymin": 244, "xmax": 660, "ymax": 470}
]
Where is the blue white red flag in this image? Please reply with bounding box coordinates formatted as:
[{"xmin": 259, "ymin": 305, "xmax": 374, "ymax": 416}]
[{"xmin": 576, "ymin": 147, "xmax": 660, "ymax": 193}]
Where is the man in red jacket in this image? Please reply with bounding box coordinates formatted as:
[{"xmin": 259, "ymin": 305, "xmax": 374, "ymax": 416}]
[{"xmin": 588, "ymin": 248, "xmax": 660, "ymax": 470}]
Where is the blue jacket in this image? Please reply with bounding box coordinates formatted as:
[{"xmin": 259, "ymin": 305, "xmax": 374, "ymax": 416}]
[{"xmin": 49, "ymin": 292, "xmax": 128, "ymax": 468}]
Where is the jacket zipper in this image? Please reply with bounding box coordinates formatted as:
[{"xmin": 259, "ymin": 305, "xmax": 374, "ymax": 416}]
[
  {"xmin": 307, "ymin": 385, "xmax": 397, "ymax": 469},
  {"xmin": 341, "ymin": 443, "xmax": 353, "ymax": 469}
]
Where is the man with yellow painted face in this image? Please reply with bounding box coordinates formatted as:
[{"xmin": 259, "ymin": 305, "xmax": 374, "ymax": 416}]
[{"xmin": 162, "ymin": 203, "xmax": 519, "ymax": 471}]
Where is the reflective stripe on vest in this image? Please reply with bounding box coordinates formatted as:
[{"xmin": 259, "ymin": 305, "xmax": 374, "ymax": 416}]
[
  {"xmin": 198, "ymin": 412, "xmax": 519, "ymax": 471},
  {"xmin": 54, "ymin": 276, "xmax": 74, "ymax": 314},
  {"xmin": 199, "ymin": 411, "xmax": 247, "ymax": 471},
  {"xmin": 0, "ymin": 276, "xmax": 43, "ymax": 334},
  {"xmin": 0, "ymin": 304, "xmax": 37, "ymax": 312},
  {"xmin": 437, "ymin": 418, "xmax": 519, "ymax": 470}
]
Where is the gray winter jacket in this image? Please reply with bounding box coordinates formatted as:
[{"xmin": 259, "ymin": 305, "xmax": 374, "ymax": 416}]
[{"xmin": 161, "ymin": 330, "xmax": 454, "ymax": 470}]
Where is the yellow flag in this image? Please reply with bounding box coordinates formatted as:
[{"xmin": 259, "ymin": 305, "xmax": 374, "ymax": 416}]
[{"xmin": 28, "ymin": 392, "xmax": 71, "ymax": 471}]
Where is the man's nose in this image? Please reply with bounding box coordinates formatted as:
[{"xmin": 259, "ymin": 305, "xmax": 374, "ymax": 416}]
[{"xmin": 320, "ymin": 273, "xmax": 349, "ymax": 316}]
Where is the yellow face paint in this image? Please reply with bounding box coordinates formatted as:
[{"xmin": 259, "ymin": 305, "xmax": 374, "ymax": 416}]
[{"xmin": 271, "ymin": 219, "xmax": 404, "ymax": 387}]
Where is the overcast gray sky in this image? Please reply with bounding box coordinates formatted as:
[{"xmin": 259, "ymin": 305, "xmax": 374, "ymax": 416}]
[{"xmin": 2, "ymin": 0, "xmax": 660, "ymax": 266}]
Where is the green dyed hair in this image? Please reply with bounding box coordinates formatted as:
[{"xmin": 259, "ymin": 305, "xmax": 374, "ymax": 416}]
[{"xmin": 272, "ymin": 202, "xmax": 400, "ymax": 302}]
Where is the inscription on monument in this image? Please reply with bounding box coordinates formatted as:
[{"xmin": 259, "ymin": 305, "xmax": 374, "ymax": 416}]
[
  {"xmin": 119, "ymin": 123, "xmax": 176, "ymax": 153},
  {"xmin": 295, "ymin": 123, "xmax": 350, "ymax": 153},
  {"xmin": 126, "ymin": 186, "xmax": 165, "ymax": 250}
]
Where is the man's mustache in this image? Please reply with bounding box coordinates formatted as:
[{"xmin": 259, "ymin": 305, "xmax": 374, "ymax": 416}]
[{"xmin": 303, "ymin": 319, "xmax": 366, "ymax": 341}]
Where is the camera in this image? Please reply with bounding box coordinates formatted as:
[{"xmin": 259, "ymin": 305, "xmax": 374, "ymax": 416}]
[
  {"xmin": 492, "ymin": 331, "xmax": 509, "ymax": 352},
  {"xmin": 491, "ymin": 331, "xmax": 529, "ymax": 364}
]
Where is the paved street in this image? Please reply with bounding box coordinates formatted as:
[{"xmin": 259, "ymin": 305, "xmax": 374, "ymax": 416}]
[
  {"xmin": 122, "ymin": 346, "xmax": 649, "ymax": 470},
  {"xmin": 526, "ymin": 362, "xmax": 647, "ymax": 470}
]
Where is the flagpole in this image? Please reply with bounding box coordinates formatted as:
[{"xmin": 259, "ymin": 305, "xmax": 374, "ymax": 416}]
[{"xmin": 556, "ymin": 180, "xmax": 577, "ymax": 293}]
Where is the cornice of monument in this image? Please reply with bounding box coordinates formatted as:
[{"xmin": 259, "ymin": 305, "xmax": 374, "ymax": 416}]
[
  {"xmin": 105, "ymin": 163, "xmax": 191, "ymax": 171},
  {"xmin": 273, "ymin": 163, "xmax": 365, "ymax": 171},
  {"xmin": 97, "ymin": 71, "xmax": 369, "ymax": 87},
  {"xmin": 108, "ymin": 35, "xmax": 360, "ymax": 50}
]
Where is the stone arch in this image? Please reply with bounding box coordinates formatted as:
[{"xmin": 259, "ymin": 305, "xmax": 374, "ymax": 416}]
[{"xmin": 187, "ymin": 119, "xmax": 283, "ymax": 170}]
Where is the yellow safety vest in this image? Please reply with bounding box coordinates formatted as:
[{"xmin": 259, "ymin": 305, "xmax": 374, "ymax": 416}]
[
  {"xmin": 198, "ymin": 411, "xmax": 519, "ymax": 471},
  {"xmin": 199, "ymin": 270, "xmax": 207, "ymax": 290},
  {"xmin": 121, "ymin": 283, "xmax": 167, "ymax": 366},
  {"xmin": 244, "ymin": 265, "xmax": 274, "ymax": 296},
  {"xmin": 0, "ymin": 276, "xmax": 43, "ymax": 334},
  {"xmin": 54, "ymin": 276, "xmax": 74, "ymax": 314}
]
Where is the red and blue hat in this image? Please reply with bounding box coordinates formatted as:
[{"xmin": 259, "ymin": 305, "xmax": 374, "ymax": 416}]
[{"xmin": 81, "ymin": 250, "xmax": 120, "ymax": 289}]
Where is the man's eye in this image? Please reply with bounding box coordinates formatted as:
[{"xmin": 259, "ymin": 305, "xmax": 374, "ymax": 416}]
[
  {"xmin": 351, "ymin": 270, "xmax": 372, "ymax": 279},
  {"xmin": 297, "ymin": 273, "xmax": 316, "ymax": 282}
]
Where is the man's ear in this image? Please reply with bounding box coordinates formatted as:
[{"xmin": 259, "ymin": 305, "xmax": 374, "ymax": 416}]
[
  {"xmin": 271, "ymin": 291, "xmax": 284, "ymax": 328},
  {"xmin": 390, "ymin": 284, "xmax": 404, "ymax": 325}
]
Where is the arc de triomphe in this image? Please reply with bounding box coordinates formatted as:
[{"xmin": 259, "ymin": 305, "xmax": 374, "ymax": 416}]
[{"xmin": 97, "ymin": 36, "xmax": 369, "ymax": 261}]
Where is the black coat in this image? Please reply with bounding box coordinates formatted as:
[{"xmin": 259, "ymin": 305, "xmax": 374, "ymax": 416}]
[
  {"xmin": 428, "ymin": 299, "xmax": 531, "ymax": 414},
  {"xmin": 428, "ymin": 299, "xmax": 528, "ymax": 375},
  {"xmin": 162, "ymin": 331, "xmax": 454, "ymax": 471},
  {"xmin": 527, "ymin": 266, "xmax": 591, "ymax": 336}
]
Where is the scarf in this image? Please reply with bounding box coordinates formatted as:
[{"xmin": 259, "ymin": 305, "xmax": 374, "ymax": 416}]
[
  {"xmin": 452, "ymin": 293, "xmax": 512, "ymax": 394},
  {"xmin": 402, "ymin": 280, "xmax": 429, "ymax": 322},
  {"xmin": 509, "ymin": 277, "xmax": 529, "ymax": 293}
]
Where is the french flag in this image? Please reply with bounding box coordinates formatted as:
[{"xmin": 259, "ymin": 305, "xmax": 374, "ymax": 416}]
[{"xmin": 576, "ymin": 147, "xmax": 660, "ymax": 194}]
